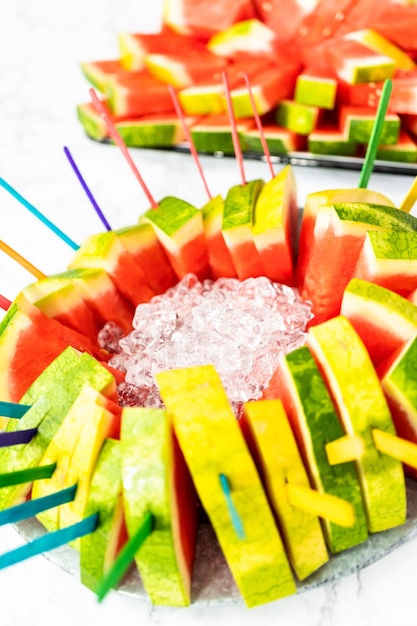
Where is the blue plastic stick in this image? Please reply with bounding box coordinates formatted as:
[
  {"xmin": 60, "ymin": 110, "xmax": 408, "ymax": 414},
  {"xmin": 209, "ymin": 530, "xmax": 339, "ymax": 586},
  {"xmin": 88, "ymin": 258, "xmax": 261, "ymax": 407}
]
[
  {"xmin": 0, "ymin": 178, "xmax": 80, "ymax": 250},
  {"xmin": 0, "ymin": 401, "xmax": 31, "ymax": 419},
  {"xmin": 0, "ymin": 428, "xmax": 37, "ymax": 448},
  {"xmin": 0, "ymin": 484, "xmax": 77, "ymax": 526},
  {"xmin": 96, "ymin": 511, "xmax": 154, "ymax": 602},
  {"xmin": 0, "ymin": 463, "xmax": 56, "ymax": 488},
  {"xmin": 0, "ymin": 512, "xmax": 99, "ymax": 570},
  {"xmin": 64, "ymin": 146, "xmax": 112, "ymax": 231},
  {"xmin": 219, "ymin": 473, "xmax": 245, "ymax": 540}
]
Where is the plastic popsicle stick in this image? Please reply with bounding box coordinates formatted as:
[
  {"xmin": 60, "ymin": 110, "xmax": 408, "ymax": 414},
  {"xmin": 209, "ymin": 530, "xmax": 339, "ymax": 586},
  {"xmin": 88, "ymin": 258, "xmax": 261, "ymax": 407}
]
[
  {"xmin": 222, "ymin": 71, "xmax": 246, "ymax": 186},
  {"xmin": 96, "ymin": 511, "xmax": 154, "ymax": 602},
  {"xmin": 373, "ymin": 428, "xmax": 417, "ymax": 468},
  {"xmin": 0, "ymin": 401, "xmax": 31, "ymax": 419},
  {"xmin": 0, "ymin": 294, "xmax": 12, "ymax": 310},
  {"xmin": 0, "ymin": 512, "xmax": 99, "ymax": 570},
  {"xmin": 358, "ymin": 79, "xmax": 393, "ymax": 189},
  {"xmin": 243, "ymin": 73, "xmax": 275, "ymax": 180},
  {"xmin": 89, "ymin": 89, "xmax": 158, "ymax": 209},
  {"xmin": 0, "ymin": 484, "xmax": 77, "ymax": 526},
  {"xmin": 64, "ymin": 146, "xmax": 112, "ymax": 231},
  {"xmin": 0, "ymin": 463, "xmax": 56, "ymax": 488},
  {"xmin": 219, "ymin": 473, "xmax": 245, "ymax": 540},
  {"xmin": 0, "ymin": 239, "xmax": 46, "ymax": 280},
  {"xmin": 0, "ymin": 428, "xmax": 37, "ymax": 448},
  {"xmin": 168, "ymin": 85, "xmax": 212, "ymax": 201},
  {"xmin": 399, "ymin": 175, "xmax": 417, "ymax": 213},
  {"xmin": 0, "ymin": 177, "xmax": 80, "ymax": 250}
]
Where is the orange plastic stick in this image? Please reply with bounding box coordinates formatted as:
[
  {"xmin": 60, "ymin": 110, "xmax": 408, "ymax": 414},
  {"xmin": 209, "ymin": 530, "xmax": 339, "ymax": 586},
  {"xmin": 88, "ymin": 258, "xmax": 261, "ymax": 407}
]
[
  {"xmin": 89, "ymin": 89, "xmax": 158, "ymax": 208},
  {"xmin": 222, "ymin": 71, "xmax": 246, "ymax": 186},
  {"xmin": 169, "ymin": 85, "xmax": 212, "ymax": 200},
  {"xmin": 243, "ymin": 73, "xmax": 275, "ymax": 180},
  {"xmin": 0, "ymin": 239, "xmax": 46, "ymax": 280}
]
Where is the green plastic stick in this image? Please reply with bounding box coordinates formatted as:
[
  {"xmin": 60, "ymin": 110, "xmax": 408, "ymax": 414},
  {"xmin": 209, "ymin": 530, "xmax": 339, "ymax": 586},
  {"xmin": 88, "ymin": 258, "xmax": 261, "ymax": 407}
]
[
  {"xmin": 0, "ymin": 484, "xmax": 77, "ymax": 526},
  {"xmin": 96, "ymin": 512, "xmax": 154, "ymax": 602},
  {"xmin": 0, "ymin": 463, "xmax": 56, "ymax": 488},
  {"xmin": 358, "ymin": 79, "xmax": 393, "ymax": 189},
  {"xmin": 0, "ymin": 513, "xmax": 99, "ymax": 570}
]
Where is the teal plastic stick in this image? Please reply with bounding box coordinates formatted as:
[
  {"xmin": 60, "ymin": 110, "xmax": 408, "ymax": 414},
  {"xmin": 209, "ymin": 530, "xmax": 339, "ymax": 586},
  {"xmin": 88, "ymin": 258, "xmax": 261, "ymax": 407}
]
[
  {"xmin": 358, "ymin": 79, "xmax": 393, "ymax": 189},
  {"xmin": 0, "ymin": 401, "xmax": 31, "ymax": 419},
  {"xmin": 0, "ymin": 513, "xmax": 99, "ymax": 570},
  {"xmin": 0, "ymin": 484, "xmax": 77, "ymax": 526},
  {"xmin": 0, "ymin": 178, "xmax": 80, "ymax": 250},
  {"xmin": 96, "ymin": 511, "xmax": 154, "ymax": 602},
  {"xmin": 0, "ymin": 463, "xmax": 56, "ymax": 488},
  {"xmin": 219, "ymin": 473, "xmax": 245, "ymax": 540}
]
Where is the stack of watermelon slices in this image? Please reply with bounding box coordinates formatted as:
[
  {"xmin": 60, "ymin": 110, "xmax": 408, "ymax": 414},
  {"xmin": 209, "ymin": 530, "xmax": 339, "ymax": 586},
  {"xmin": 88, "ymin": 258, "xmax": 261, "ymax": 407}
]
[
  {"xmin": 77, "ymin": 0, "xmax": 417, "ymax": 164},
  {"xmin": 3, "ymin": 155, "xmax": 417, "ymax": 608}
]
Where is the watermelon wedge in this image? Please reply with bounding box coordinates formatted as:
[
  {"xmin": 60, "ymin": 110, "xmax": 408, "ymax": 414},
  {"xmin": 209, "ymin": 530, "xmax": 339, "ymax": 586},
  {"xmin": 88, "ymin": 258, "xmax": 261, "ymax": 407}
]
[
  {"xmin": 307, "ymin": 124, "xmax": 358, "ymax": 157},
  {"xmin": 141, "ymin": 196, "xmax": 211, "ymax": 281},
  {"xmin": 276, "ymin": 100, "xmax": 322, "ymax": 136},
  {"xmin": 242, "ymin": 122, "xmax": 304, "ymax": 155},
  {"xmin": 80, "ymin": 438, "xmax": 128, "ymax": 594},
  {"xmin": 190, "ymin": 114, "xmax": 253, "ymax": 154},
  {"xmin": 221, "ymin": 179, "xmax": 265, "ymax": 280},
  {"xmin": 325, "ymin": 37, "xmax": 396, "ymax": 84},
  {"xmin": 380, "ymin": 335, "xmax": 417, "ymax": 479},
  {"xmin": 144, "ymin": 50, "xmax": 228, "ymax": 89},
  {"xmin": 241, "ymin": 398, "xmax": 329, "ymax": 579},
  {"xmin": 0, "ymin": 293, "xmax": 111, "ymax": 402},
  {"xmin": 201, "ymin": 194, "xmax": 237, "ymax": 279},
  {"xmin": 341, "ymin": 278, "xmax": 417, "ymax": 367},
  {"xmin": 121, "ymin": 407, "xmax": 198, "ymax": 606},
  {"xmin": 294, "ymin": 66, "xmax": 338, "ymax": 110},
  {"xmin": 339, "ymin": 105, "xmax": 400, "ymax": 145},
  {"xmin": 156, "ymin": 364, "xmax": 296, "ymax": 608},
  {"xmin": 81, "ymin": 60, "xmax": 124, "ymax": 93},
  {"xmin": 106, "ymin": 71, "xmax": 175, "ymax": 118},
  {"xmin": 264, "ymin": 345, "xmax": 368, "ymax": 553},
  {"xmin": 308, "ymin": 316, "xmax": 406, "ymax": 533},
  {"xmin": 77, "ymin": 102, "xmax": 111, "ymax": 142},
  {"xmin": 68, "ymin": 231, "xmax": 155, "ymax": 308},
  {"xmin": 252, "ymin": 165, "xmax": 298, "ymax": 285}
]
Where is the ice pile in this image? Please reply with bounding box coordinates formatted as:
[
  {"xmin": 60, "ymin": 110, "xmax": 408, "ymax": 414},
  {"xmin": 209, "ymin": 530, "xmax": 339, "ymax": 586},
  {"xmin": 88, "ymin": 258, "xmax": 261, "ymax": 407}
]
[{"xmin": 100, "ymin": 274, "xmax": 313, "ymax": 415}]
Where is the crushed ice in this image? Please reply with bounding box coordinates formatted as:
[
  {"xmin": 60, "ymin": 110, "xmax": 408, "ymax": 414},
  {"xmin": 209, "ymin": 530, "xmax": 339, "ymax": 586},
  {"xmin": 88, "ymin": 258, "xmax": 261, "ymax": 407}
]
[{"xmin": 99, "ymin": 274, "xmax": 313, "ymax": 416}]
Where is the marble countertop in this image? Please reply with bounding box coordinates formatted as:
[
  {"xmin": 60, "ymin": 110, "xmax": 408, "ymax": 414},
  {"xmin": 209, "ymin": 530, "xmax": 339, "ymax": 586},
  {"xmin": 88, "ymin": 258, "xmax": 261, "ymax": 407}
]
[{"xmin": 1, "ymin": 1, "xmax": 417, "ymax": 625}]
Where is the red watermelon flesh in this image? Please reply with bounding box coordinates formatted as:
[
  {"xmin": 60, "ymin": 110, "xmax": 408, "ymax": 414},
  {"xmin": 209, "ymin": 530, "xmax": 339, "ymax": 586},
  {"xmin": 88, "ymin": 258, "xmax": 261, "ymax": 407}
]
[
  {"xmin": 252, "ymin": 0, "xmax": 316, "ymax": 43},
  {"xmin": 341, "ymin": 278, "xmax": 417, "ymax": 368},
  {"xmin": 0, "ymin": 293, "xmax": 112, "ymax": 403},
  {"xmin": 163, "ymin": 0, "xmax": 257, "ymax": 40},
  {"xmin": 118, "ymin": 26, "xmax": 207, "ymax": 71},
  {"xmin": 144, "ymin": 50, "xmax": 229, "ymax": 89},
  {"xmin": 366, "ymin": 5, "xmax": 417, "ymax": 52},
  {"xmin": 81, "ymin": 60, "xmax": 125, "ymax": 93},
  {"xmin": 106, "ymin": 70, "xmax": 175, "ymax": 118},
  {"xmin": 115, "ymin": 222, "xmax": 178, "ymax": 294},
  {"xmin": 201, "ymin": 194, "xmax": 238, "ymax": 279}
]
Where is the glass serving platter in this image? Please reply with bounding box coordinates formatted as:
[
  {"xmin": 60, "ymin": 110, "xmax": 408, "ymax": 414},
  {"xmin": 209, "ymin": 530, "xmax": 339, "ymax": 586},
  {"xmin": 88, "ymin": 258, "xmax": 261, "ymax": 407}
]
[{"xmin": 14, "ymin": 477, "xmax": 417, "ymax": 606}]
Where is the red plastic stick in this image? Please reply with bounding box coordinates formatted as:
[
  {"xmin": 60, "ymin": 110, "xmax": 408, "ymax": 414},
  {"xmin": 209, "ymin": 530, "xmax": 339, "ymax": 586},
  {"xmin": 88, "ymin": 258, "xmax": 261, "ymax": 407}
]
[
  {"xmin": 89, "ymin": 89, "xmax": 158, "ymax": 208},
  {"xmin": 169, "ymin": 85, "xmax": 212, "ymax": 200},
  {"xmin": 0, "ymin": 295, "xmax": 11, "ymax": 311},
  {"xmin": 222, "ymin": 71, "xmax": 246, "ymax": 186},
  {"xmin": 243, "ymin": 74, "xmax": 275, "ymax": 180}
]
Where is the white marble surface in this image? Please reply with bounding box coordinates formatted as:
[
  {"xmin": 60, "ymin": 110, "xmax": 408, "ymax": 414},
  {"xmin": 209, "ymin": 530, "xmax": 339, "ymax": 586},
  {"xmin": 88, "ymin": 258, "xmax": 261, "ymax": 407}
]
[{"xmin": 1, "ymin": 1, "xmax": 417, "ymax": 625}]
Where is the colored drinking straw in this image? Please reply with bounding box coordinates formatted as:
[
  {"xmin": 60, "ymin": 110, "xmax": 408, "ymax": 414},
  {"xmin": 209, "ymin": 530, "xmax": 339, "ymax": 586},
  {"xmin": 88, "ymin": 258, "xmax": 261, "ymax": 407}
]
[
  {"xmin": 168, "ymin": 85, "xmax": 212, "ymax": 200},
  {"xmin": 0, "ymin": 178, "xmax": 80, "ymax": 250},
  {"xmin": 243, "ymin": 73, "xmax": 275, "ymax": 180},
  {"xmin": 0, "ymin": 428, "xmax": 37, "ymax": 448},
  {"xmin": 399, "ymin": 175, "xmax": 417, "ymax": 213},
  {"xmin": 0, "ymin": 401, "xmax": 31, "ymax": 419},
  {"xmin": 0, "ymin": 463, "xmax": 56, "ymax": 488},
  {"xmin": 64, "ymin": 146, "xmax": 112, "ymax": 231},
  {"xmin": 222, "ymin": 71, "xmax": 246, "ymax": 186},
  {"xmin": 89, "ymin": 89, "xmax": 158, "ymax": 209},
  {"xmin": 219, "ymin": 473, "xmax": 245, "ymax": 540},
  {"xmin": 0, "ymin": 239, "xmax": 46, "ymax": 280},
  {"xmin": 358, "ymin": 79, "xmax": 393, "ymax": 189},
  {"xmin": 0, "ymin": 513, "xmax": 99, "ymax": 570}
]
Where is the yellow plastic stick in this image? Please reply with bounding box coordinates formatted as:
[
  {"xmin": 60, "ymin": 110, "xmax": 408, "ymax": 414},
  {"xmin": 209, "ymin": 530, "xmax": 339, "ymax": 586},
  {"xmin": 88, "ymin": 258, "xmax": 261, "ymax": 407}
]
[
  {"xmin": 325, "ymin": 434, "xmax": 365, "ymax": 465},
  {"xmin": 373, "ymin": 428, "xmax": 417, "ymax": 469},
  {"xmin": 286, "ymin": 483, "xmax": 355, "ymax": 528},
  {"xmin": 0, "ymin": 239, "xmax": 46, "ymax": 280},
  {"xmin": 399, "ymin": 175, "xmax": 417, "ymax": 213}
]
